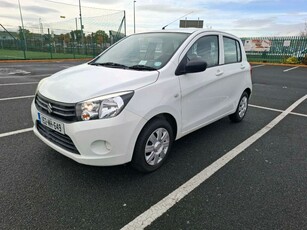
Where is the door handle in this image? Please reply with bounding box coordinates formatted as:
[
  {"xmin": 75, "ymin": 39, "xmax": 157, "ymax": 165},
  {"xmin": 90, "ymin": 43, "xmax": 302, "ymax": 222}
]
[
  {"xmin": 240, "ymin": 64, "xmax": 246, "ymax": 69},
  {"xmin": 216, "ymin": 70, "xmax": 224, "ymax": 76}
]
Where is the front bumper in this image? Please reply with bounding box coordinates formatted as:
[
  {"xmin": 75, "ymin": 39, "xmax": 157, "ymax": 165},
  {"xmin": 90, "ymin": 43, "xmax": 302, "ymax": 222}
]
[{"xmin": 31, "ymin": 101, "xmax": 147, "ymax": 166}]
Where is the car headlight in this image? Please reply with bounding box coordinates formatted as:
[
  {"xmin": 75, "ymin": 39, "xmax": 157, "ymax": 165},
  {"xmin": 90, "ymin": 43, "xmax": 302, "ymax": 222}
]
[{"xmin": 75, "ymin": 91, "xmax": 134, "ymax": 121}]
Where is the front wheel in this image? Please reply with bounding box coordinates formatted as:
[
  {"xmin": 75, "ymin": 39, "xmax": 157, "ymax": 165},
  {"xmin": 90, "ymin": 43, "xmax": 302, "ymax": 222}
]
[
  {"xmin": 131, "ymin": 118, "xmax": 174, "ymax": 173},
  {"xmin": 229, "ymin": 92, "xmax": 249, "ymax": 122}
]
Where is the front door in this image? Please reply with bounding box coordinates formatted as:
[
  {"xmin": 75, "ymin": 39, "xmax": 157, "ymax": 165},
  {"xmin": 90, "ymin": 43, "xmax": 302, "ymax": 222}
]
[{"xmin": 179, "ymin": 34, "xmax": 231, "ymax": 134}]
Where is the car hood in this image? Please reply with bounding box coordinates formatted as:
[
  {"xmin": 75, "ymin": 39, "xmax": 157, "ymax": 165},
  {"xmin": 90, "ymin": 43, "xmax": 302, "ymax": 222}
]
[{"xmin": 38, "ymin": 64, "xmax": 159, "ymax": 103}]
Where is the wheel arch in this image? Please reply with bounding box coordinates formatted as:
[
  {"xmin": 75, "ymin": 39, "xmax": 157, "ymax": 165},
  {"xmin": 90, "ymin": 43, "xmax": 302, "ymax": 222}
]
[
  {"xmin": 244, "ymin": 87, "xmax": 252, "ymax": 98},
  {"xmin": 141, "ymin": 113, "xmax": 178, "ymax": 141}
]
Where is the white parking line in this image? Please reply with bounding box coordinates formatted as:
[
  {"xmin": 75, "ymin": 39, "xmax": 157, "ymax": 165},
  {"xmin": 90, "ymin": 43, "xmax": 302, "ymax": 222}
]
[
  {"xmin": 0, "ymin": 74, "xmax": 49, "ymax": 79},
  {"xmin": 0, "ymin": 128, "xmax": 33, "ymax": 138},
  {"xmin": 290, "ymin": 112, "xmax": 307, "ymax": 118},
  {"xmin": 0, "ymin": 95, "xmax": 34, "ymax": 101},
  {"xmin": 252, "ymin": 64, "xmax": 265, "ymax": 68},
  {"xmin": 249, "ymin": 104, "xmax": 283, "ymax": 113},
  {"xmin": 283, "ymin": 66, "xmax": 299, "ymax": 72},
  {"xmin": 121, "ymin": 94, "xmax": 307, "ymax": 230},
  {"xmin": 250, "ymin": 104, "xmax": 307, "ymax": 118},
  {"xmin": 0, "ymin": 82, "xmax": 38, "ymax": 86}
]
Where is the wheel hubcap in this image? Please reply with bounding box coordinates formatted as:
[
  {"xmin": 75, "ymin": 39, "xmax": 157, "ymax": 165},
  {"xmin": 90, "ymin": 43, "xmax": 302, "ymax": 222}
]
[
  {"xmin": 145, "ymin": 128, "xmax": 170, "ymax": 166},
  {"xmin": 238, "ymin": 96, "xmax": 248, "ymax": 118}
]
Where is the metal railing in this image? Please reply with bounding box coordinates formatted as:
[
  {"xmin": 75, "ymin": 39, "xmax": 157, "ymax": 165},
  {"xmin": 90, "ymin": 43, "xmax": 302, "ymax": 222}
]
[{"xmin": 241, "ymin": 36, "xmax": 307, "ymax": 64}]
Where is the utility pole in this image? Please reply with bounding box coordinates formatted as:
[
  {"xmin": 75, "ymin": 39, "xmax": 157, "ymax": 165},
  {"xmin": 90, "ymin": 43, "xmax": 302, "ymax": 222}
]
[
  {"xmin": 133, "ymin": 1, "xmax": 136, "ymax": 33},
  {"xmin": 18, "ymin": 0, "xmax": 27, "ymax": 58}
]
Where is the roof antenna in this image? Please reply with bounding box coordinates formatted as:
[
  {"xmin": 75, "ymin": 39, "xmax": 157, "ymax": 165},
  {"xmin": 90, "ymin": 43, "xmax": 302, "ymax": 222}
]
[{"xmin": 162, "ymin": 11, "xmax": 194, "ymax": 30}]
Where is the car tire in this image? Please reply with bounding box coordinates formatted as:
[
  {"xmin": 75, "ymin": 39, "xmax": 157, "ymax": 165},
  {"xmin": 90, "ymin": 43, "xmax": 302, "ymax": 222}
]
[
  {"xmin": 229, "ymin": 91, "xmax": 249, "ymax": 123},
  {"xmin": 131, "ymin": 118, "xmax": 174, "ymax": 173}
]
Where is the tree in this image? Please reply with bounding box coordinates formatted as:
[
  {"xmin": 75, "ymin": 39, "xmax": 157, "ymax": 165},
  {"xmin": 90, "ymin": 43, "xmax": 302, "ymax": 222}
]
[
  {"xmin": 85, "ymin": 34, "xmax": 92, "ymax": 44},
  {"xmin": 70, "ymin": 30, "xmax": 84, "ymax": 43},
  {"xmin": 94, "ymin": 30, "xmax": 109, "ymax": 45},
  {"xmin": 18, "ymin": 27, "xmax": 31, "ymax": 40},
  {"xmin": 58, "ymin": 33, "xmax": 71, "ymax": 44}
]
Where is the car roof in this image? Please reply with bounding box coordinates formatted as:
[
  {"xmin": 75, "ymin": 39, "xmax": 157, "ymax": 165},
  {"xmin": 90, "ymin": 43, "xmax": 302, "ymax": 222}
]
[
  {"xmin": 135, "ymin": 29, "xmax": 240, "ymax": 39},
  {"xmin": 136, "ymin": 28, "xmax": 209, "ymax": 34}
]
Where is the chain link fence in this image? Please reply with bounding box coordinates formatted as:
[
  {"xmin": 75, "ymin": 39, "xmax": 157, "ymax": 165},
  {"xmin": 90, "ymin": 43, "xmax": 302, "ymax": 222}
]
[{"xmin": 0, "ymin": 0, "xmax": 126, "ymax": 60}]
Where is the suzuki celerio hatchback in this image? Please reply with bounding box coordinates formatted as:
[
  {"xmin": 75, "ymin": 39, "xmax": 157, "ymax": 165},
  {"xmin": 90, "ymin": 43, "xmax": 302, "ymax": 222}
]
[{"xmin": 32, "ymin": 29, "xmax": 252, "ymax": 172}]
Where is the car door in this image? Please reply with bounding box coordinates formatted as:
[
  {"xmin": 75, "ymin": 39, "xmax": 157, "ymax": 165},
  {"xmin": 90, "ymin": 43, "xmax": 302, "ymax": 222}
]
[{"xmin": 179, "ymin": 34, "xmax": 231, "ymax": 134}]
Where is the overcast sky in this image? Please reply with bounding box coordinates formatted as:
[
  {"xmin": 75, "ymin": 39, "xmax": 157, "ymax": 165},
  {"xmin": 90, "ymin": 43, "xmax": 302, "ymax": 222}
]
[{"xmin": 1, "ymin": 0, "xmax": 306, "ymax": 37}]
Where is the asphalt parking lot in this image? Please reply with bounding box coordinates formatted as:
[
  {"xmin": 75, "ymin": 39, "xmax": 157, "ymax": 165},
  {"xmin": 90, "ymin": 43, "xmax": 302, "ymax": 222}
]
[{"xmin": 0, "ymin": 61, "xmax": 306, "ymax": 229}]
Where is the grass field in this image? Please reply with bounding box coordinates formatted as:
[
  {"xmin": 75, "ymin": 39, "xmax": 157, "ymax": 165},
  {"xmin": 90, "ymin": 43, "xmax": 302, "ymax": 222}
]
[{"xmin": 0, "ymin": 49, "xmax": 94, "ymax": 60}]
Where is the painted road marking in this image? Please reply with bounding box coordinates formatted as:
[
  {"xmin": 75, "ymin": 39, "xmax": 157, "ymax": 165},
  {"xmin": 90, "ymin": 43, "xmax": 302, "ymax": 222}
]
[
  {"xmin": 0, "ymin": 82, "xmax": 38, "ymax": 86},
  {"xmin": 0, "ymin": 68, "xmax": 30, "ymax": 75},
  {"xmin": 252, "ymin": 64, "xmax": 265, "ymax": 68},
  {"xmin": 249, "ymin": 104, "xmax": 283, "ymax": 113},
  {"xmin": 283, "ymin": 66, "xmax": 299, "ymax": 72},
  {"xmin": 121, "ymin": 95, "xmax": 307, "ymax": 230},
  {"xmin": 0, "ymin": 128, "xmax": 33, "ymax": 138},
  {"xmin": 0, "ymin": 95, "xmax": 34, "ymax": 101},
  {"xmin": 0, "ymin": 74, "xmax": 49, "ymax": 79},
  {"xmin": 250, "ymin": 104, "xmax": 307, "ymax": 118},
  {"xmin": 290, "ymin": 112, "xmax": 307, "ymax": 118}
]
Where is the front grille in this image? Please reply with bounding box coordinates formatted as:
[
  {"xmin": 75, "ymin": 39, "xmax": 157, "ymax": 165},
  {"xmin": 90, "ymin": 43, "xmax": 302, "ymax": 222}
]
[
  {"xmin": 35, "ymin": 93, "xmax": 76, "ymax": 121},
  {"xmin": 36, "ymin": 121, "xmax": 79, "ymax": 154}
]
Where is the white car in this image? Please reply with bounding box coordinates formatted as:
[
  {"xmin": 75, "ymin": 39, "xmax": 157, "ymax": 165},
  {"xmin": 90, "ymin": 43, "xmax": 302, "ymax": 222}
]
[{"xmin": 32, "ymin": 29, "xmax": 252, "ymax": 172}]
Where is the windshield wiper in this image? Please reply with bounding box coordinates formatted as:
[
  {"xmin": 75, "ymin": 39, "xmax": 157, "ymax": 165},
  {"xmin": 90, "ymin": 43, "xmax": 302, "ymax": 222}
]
[
  {"xmin": 89, "ymin": 62, "xmax": 128, "ymax": 69},
  {"xmin": 128, "ymin": 65, "xmax": 157, "ymax": 71}
]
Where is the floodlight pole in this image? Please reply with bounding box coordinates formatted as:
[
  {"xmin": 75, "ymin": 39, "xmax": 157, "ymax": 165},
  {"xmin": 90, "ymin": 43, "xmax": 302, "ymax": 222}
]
[
  {"xmin": 75, "ymin": 18, "xmax": 78, "ymax": 31},
  {"xmin": 17, "ymin": 0, "xmax": 27, "ymax": 58},
  {"xmin": 133, "ymin": 1, "xmax": 136, "ymax": 33},
  {"xmin": 79, "ymin": 0, "xmax": 84, "ymax": 45},
  {"xmin": 124, "ymin": 11, "xmax": 126, "ymax": 36},
  {"xmin": 39, "ymin": 18, "xmax": 43, "ymax": 48}
]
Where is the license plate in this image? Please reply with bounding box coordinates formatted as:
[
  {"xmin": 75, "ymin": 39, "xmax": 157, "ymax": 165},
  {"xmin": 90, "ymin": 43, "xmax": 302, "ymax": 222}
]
[{"xmin": 38, "ymin": 112, "xmax": 65, "ymax": 134}]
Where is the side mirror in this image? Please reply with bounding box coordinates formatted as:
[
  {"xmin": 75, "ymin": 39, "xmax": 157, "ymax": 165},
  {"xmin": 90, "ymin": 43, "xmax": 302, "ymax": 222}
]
[{"xmin": 175, "ymin": 57, "xmax": 207, "ymax": 75}]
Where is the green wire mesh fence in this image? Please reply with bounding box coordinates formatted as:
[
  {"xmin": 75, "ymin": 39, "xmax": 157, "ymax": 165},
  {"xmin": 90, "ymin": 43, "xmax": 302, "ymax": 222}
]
[
  {"xmin": 241, "ymin": 36, "xmax": 307, "ymax": 64},
  {"xmin": 0, "ymin": 0, "xmax": 126, "ymax": 60}
]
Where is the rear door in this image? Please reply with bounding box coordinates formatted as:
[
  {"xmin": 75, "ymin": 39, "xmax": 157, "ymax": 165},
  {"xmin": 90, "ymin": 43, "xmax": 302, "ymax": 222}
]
[{"xmin": 219, "ymin": 35, "xmax": 249, "ymax": 111}]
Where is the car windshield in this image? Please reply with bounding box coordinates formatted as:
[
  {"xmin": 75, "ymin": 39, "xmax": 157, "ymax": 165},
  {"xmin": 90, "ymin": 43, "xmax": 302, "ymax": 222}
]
[{"xmin": 91, "ymin": 32, "xmax": 190, "ymax": 71}]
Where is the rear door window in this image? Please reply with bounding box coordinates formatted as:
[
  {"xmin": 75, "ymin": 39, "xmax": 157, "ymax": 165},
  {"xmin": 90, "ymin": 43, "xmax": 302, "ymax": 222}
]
[{"xmin": 223, "ymin": 37, "xmax": 242, "ymax": 64}]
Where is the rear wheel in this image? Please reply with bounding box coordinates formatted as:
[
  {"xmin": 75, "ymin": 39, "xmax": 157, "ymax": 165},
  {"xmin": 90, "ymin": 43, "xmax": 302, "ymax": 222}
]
[
  {"xmin": 131, "ymin": 118, "xmax": 174, "ymax": 173},
  {"xmin": 229, "ymin": 92, "xmax": 249, "ymax": 122}
]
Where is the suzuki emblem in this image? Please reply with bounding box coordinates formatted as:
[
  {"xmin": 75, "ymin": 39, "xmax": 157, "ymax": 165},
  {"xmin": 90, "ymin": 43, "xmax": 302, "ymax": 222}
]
[{"xmin": 47, "ymin": 103, "xmax": 53, "ymax": 113}]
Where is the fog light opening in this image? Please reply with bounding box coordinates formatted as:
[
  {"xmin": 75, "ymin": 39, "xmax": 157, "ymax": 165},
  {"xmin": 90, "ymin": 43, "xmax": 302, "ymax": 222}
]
[{"xmin": 91, "ymin": 140, "xmax": 112, "ymax": 155}]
